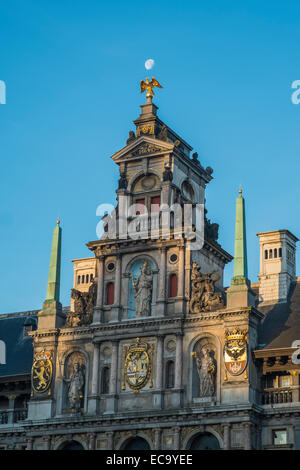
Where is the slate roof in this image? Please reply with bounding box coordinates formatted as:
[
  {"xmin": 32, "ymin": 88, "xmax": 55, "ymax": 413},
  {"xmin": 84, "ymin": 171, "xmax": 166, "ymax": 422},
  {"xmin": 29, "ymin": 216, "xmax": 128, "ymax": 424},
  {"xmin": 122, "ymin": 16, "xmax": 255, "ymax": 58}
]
[
  {"xmin": 0, "ymin": 311, "xmax": 38, "ymax": 378},
  {"xmin": 257, "ymin": 281, "xmax": 300, "ymax": 349}
]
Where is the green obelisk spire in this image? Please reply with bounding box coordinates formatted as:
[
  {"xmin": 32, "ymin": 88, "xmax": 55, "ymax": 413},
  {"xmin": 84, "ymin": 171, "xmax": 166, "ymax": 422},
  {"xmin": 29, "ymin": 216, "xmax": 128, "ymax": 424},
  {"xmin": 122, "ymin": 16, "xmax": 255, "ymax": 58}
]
[
  {"xmin": 46, "ymin": 218, "xmax": 62, "ymax": 301},
  {"xmin": 232, "ymin": 187, "xmax": 248, "ymax": 282},
  {"xmin": 38, "ymin": 218, "xmax": 64, "ymax": 329}
]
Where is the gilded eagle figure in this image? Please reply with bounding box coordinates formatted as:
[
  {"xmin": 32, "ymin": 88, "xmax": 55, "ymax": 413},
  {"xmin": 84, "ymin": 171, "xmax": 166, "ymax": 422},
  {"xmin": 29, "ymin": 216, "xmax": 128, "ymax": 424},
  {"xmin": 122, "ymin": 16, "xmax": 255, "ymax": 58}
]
[{"xmin": 140, "ymin": 77, "xmax": 163, "ymax": 100}]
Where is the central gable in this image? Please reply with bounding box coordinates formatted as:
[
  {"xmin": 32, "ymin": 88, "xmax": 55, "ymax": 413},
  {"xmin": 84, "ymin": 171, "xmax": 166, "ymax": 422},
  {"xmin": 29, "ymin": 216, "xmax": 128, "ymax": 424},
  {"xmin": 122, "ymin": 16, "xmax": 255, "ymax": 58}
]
[{"xmin": 111, "ymin": 136, "xmax": 174, "ymax": 163}]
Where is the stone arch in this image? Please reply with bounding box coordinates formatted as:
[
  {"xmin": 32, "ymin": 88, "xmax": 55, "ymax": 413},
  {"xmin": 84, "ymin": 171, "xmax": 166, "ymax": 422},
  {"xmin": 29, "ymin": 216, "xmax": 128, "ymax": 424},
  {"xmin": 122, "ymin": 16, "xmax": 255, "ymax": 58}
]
[
  {"xmin": 127, "ymin": 170, "xmax": 162, "ymax": 193},
  {"xmin": 181, "ymin": 179, "xmax": 195, "ymax": 202},
  {"xmin": 117, "ymin": 433, "xmax": 152, "ymax": 450},
  {"xmin": 59, "ymin": 348, "xmax": 89, "ymax": 414},
  {"xmin": 187, "ymin": 332, "xmax": 221, "ymax": 404},
  {"xmin": 125, "ymin": 253, "xmax": 159, "ymax": 274},
  {"xmin": 184, "ymin": 430, "xmax": 222, "ymax": 450},
  {"xmin": 54, "ymin": 436, "xmax": 87, "ymax": 450}
]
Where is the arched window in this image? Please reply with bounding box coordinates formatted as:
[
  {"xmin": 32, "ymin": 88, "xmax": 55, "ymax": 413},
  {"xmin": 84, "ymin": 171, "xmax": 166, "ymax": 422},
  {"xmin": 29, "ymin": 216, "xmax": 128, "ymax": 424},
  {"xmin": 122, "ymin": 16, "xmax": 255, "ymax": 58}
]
[
  {"xmin": 169, "ymin": 273, "xmax": 178, "ymax": 298},
  {"xmin": 279, "ymin": 247, "xmax": 282, "ymax": 257},
  {"xmin": 106, "ymin": 282, "xmax": 114, "ymax": 305},
  {"xmin": 101, "ymin": 367, "xmax": 110, "ymax": 394},
  {"xmin": 77, "ymin": 275, "xmax": 81, "ymax": 285},
  {"xmin": 165, "ymin": 360, "xmax": 175, "ymax": 388},
  {"xmin": 274, "ymin": 248, "xmax": 278, "ymax": 258},
  {"xmin": 81, "ymin": 275, "xmax": 85, "ymax": 283},
  {"xmin": 90, "ymin": 274, "xmax": 94, "ymax": 281},
  {"xmin": 86, "ymin": 274, "xmax": 89, "ymax": 283},
  {"xmin": 269, "ymin": 249, "xmax": 273, "ymax": 259},
  {"xmin": 264, "ymin": 250, "xmax": 268, "ymax": 260}
]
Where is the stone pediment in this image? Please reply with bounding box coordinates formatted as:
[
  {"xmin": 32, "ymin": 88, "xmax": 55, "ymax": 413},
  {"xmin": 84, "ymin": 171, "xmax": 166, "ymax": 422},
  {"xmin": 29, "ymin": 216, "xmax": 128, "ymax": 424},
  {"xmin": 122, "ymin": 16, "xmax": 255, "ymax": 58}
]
[{"xmin": 111, "ymin": 136, "xmax": 174, "ymax": 162}]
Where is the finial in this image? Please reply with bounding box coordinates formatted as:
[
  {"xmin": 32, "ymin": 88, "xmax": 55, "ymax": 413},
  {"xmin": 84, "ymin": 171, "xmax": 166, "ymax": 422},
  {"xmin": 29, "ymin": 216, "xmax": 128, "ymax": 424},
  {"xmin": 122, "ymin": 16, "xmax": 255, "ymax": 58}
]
[
  {"xmin": 239, "ymin": 184, "xmax": 242, "ymax": 195},
  {"xmin": 57, "ymin": 217, "xmax": 60, "ymax": 225},
  {"xmin": 140, "ymin": 77, "xmax": 163, "ymax": 102}
]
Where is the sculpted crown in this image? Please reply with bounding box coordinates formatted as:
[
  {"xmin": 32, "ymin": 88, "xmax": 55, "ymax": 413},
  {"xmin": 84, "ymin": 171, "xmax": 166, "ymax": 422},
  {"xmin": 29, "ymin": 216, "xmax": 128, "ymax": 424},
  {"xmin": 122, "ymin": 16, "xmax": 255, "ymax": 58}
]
[{"xmin": 225, "ymin": 328, "xmax": 247, "ymax": 341}]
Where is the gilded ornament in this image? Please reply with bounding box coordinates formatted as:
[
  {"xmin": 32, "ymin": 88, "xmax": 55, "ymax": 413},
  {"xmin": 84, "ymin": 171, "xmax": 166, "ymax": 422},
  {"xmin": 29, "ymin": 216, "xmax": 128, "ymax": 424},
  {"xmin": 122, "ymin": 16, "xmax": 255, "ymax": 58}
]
[
  {"xmin": 122, "ymin": 338, "xmax": 154, "ymax": 393},
  {"xmin": 31, "ymin": 350, "xmax": 53, "ymax": 394}
]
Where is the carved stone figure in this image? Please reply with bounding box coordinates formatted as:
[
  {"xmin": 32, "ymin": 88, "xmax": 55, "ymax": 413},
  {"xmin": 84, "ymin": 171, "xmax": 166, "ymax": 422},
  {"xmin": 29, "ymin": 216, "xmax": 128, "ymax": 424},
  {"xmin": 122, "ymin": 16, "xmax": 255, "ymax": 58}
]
[
  {"xmin": 65, "ymin": 362, "xmax": 85, "ymax": 412},
  {"xmin": 126, "ymin": 130, "xmax": 136, "ymax": 145},
  {"xmin": 162, "ymin": 165, "xmax": 173, "ymax": 182},
  {"xmin": 157, "ymin": 124, "xmax": 171, "ymax": 143},
  {"xmin": 131, "ymin": 262, "xmax": 153, "ymax": 317},
  {"xmin": 193, "ymin": 347, "xmax": 216, "ymax": 397},
  {"xmin": 65, "ymin": 280, "xmax": 97, "ymax": 327},
  {"xmin": 190, "ymin": 262, "xmax": 224, "ymax": 313}
]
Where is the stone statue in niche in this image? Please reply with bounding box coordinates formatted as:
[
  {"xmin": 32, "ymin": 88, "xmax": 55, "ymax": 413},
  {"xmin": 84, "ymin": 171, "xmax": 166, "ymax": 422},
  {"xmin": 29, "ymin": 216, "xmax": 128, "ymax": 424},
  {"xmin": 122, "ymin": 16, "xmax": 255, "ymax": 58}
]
[
  {"xmin": 190, "ymin": 261, "xmax": 224, "ymax": 313},
  {"xmin": 64, "ymin": 353, "xmax": 85, "ymax": 412},
  {"xmin": 131, "ymin": 262, "xmax": 153, "ymax": 317},
  {"xmin": 65, "ymin": 280, "xmax": 97, "ymax": 327},
  {"xmin": 192, "ymin": 346, "xmax": 216, "ymax": 397}
]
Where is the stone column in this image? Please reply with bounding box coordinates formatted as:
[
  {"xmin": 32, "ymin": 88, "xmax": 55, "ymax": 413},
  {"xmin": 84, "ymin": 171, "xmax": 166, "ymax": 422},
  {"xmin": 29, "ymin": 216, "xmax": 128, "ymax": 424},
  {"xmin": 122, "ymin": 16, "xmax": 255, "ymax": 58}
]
[
  {"xmin": 173, "ymin": 427, "xmax": 181, "ymax": 450},
  {"xmin": 175, "ymin": 334, "xmax": 183, "ymax": 389},
  {"xmin": 88, "ymin": 433, "xmax": 96, "ymax": 450},
  {"xmin": 8, "ymin": 395, "xmax": 16, "ymax": 424},
  {"xmin": 154, "ymin": 428, "xmax": 162, "ymax": 450},
  {"xmin": 44, "ymin": 436, "xmax": 51, "ymax": 450},
  {"xmin": 115, "ymin": 255, "xmax": 122, "ymax": 306},
  {"xmin": 153, "ymin": 335, "xmax": 164, "ymax": 409},
  {"xmin": 110, "ymin": 254, "xmax": 122, "ymax": 322},
  {"xmin": 26, "ymin": 437, "xmax": 33, "ymax": 450},
  {"xmin": 88, "ymin": 342, "xmax": 100, "ymax": 414},
  {"xmin": 106, "ymin": 341, "xmax": 118, "ymax": 413},
  {"xmin": 244, "ymin": 422, "xmax": 251, "ymax": 450},
  {"xmin": 223, "ymin": 423, "xmax": 231, "ymax": 450},
  {"xmin": 94, "ymin": 256, "xmax": 105, "ymax": 323},
  {"xmin": 158, "ymin": 247, "xmax": 167, "ymax": 302},
  {"xmin": 156, "ymin": 335, "xmax": 164, "ymax": 389},
  {"xmin": 106, "ymin": 431, "xmax": 114, "ymax": 450},
  {"xmin": 177, "ymin": 245, "xmax": 185, "ymax": 298}
]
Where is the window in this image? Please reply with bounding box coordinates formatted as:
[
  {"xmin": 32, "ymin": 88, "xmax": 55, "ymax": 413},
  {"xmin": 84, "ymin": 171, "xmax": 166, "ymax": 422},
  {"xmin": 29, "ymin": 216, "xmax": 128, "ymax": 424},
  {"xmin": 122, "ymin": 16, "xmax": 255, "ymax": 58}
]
[
  {"xmin": 90, "ymin": 274, "xmax": 94, "ymax": 281},
  {"xmin": 106, "ymin": 282, "xmax": 114, "ymax": 305},
  {"xmin": 273, "ymin": 429, "xmax": 287, "ymax": 445},
  {"xmin": 77, "ymin": 275, "xmax": 81, "ymax": 285},
  {"xmin": 151, "ymin": 196, "xmax": 161, "ymax": 212},
  {"xmin": 269, "ymin": 249, "xmax": 273, "ymax": 259},
  {"xmin": 101, "ymin": 367, "xmax": 110, "ymax": 394},
  {"xmin": 81, "ymin": 275, "xmax": 85, "ymax": 284},
  {"xmin": 274, "ymin": 248, "xmax": 277, "ymax": 258},
  {"xmin": 166, "ymin": 360, "xmax": 175, "ymax": 388},
  {"xmin": 279, "ymin": 247, "xmax": 282, "ymax": 258},
  {"xmin": 264, "ymin": 250, "xmax": 268, "ymax": 260},
  {"xmin": 86, "ymin": 274, "xmax": 89, "ymax": 283},
  {"xmin": 169, "ymin": 273, "xmax": 178, "ymax": 298},
  {"xmin": 135, "ymin": 198, "xmax": 146, "ymax": 215}
]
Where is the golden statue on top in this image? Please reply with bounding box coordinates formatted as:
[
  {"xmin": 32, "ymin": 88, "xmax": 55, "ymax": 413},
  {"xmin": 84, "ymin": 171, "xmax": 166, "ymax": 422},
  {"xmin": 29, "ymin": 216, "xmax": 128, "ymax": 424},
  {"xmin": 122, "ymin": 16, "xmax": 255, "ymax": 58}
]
[{"xmin": 140, "ymin": 77, "xmax": 163, "ymax": 101}]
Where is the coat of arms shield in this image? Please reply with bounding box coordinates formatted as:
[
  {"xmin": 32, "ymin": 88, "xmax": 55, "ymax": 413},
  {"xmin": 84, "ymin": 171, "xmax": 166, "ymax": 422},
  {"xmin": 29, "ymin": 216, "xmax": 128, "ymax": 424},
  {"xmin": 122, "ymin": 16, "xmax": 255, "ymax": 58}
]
[
  {"xmin": 122, "ymin": 338, "xmax": 153, "ymax": 392},
  {"xmin": 223, "ymin": 329, "xmax": 248, "ymax": 377}
]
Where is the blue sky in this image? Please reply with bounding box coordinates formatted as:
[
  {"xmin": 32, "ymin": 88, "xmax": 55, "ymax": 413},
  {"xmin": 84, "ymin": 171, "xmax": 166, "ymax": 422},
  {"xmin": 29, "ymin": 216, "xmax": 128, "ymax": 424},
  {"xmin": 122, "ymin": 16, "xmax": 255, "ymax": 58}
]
[{"xmin": 1, "ymin": 1, "xmax": 300, "ymax": 313}]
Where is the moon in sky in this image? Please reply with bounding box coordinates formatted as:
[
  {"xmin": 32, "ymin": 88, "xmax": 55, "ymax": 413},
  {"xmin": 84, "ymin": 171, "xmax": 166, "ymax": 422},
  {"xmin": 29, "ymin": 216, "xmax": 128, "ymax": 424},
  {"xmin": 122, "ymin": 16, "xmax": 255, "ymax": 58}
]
[{"xmin": 145, "ymin": 59, "xmax": 155, "ymax": 70}]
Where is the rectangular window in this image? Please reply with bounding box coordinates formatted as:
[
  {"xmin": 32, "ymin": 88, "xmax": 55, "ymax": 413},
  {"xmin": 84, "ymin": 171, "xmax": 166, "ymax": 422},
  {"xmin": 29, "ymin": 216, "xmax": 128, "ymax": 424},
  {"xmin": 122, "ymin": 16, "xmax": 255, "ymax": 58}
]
[
  {"xmin": 151, "ymin": 196, "xmax": 161, "ymax": 212},
  {"xmin": 279, "ymin": 375, "xmax": 291, "ymax": 388},
  {"xmin": 135, "ymin": 198, "xmax": 146, "ymax": 215},
  {"xmin": 273, "ymin": 429, "xmax": 287, "ymax": 445}
]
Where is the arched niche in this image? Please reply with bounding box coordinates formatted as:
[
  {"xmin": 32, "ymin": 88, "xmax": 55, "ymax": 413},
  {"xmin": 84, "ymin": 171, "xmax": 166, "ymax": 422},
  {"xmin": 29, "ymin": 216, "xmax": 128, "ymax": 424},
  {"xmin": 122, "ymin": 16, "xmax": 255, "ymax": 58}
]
[
  {"xmin": 125, "ymin": 255, "xmax": 158, "ymax": 319},
  {"xmin": 62, "ymin": 351, "xmax": 87, "ymax": 413},
  {"xmin": 120, "ymin": 436, "xmax": 151, "ymax": 450},
  {"xmin": 58, "ymin": 440, "xmax": 85, "ymax": 450},
  {"xmin": 128, "ymin": 171, "xmax": 161, "ymax": 194},
  {"xmin": 186, "ymin": 432, "xmax": 220, "ymax": 450},
  {"xmin": 189, "ymin": 335, "xmax": 219, "ymax": 403}
]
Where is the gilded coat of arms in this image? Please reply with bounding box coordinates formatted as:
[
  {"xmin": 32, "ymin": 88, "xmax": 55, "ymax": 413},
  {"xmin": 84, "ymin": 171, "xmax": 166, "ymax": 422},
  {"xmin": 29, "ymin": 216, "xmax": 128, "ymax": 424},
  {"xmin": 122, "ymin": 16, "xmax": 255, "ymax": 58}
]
[
  {"xmin": 122, "ymin": 338, "xmax": 153, "ymax": 393},
  {"xmin": 223, "ymin": 329, "xmax": 248, "ymax": 378},
  {"xmin": 31, "ymin": 350, "xmax": 53, "ymax": 395}
]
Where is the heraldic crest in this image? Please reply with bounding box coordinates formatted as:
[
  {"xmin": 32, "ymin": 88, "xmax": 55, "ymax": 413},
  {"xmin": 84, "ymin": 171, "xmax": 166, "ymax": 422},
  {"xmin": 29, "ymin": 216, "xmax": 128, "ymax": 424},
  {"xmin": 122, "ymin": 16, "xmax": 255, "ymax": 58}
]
[
  {"xmin": 122, "ymin": 338, "xmax": 154, "ymax": 393},
  {"xmin": 223, "ymin": 328, "xmax": 248, "ymax": 378},
  {"xmin": 31, "ymin": 350, "xmax": 53, "ymax": 395}
]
